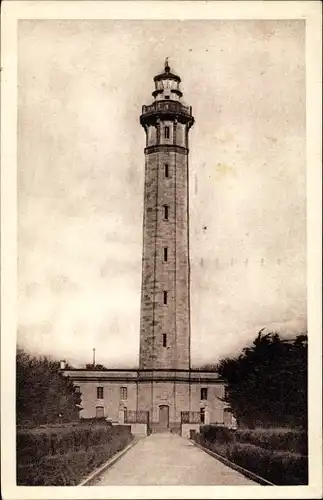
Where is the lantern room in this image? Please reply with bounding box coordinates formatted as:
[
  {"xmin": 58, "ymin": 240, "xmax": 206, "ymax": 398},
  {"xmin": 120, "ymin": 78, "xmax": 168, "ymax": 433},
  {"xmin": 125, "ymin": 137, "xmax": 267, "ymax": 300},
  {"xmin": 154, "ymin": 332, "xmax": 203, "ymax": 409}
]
[{"xmin": 152, "ymin": 58, "xmax": 183, "ymax": 101}]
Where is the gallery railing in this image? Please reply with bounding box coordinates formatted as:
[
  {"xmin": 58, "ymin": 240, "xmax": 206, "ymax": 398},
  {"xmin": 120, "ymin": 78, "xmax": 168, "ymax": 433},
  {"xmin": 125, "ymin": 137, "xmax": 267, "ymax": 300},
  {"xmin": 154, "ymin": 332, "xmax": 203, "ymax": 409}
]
[
  {"xmin": 141, "ymin": 101, "xmax": 192, "ymax": 117},
  {"xmin": 181, "ymin": 411, "xmax": 201, "ymax": 424},
  {"xmin": 124, "ymin": 410, "xmax": 149, "ymax": 424}
]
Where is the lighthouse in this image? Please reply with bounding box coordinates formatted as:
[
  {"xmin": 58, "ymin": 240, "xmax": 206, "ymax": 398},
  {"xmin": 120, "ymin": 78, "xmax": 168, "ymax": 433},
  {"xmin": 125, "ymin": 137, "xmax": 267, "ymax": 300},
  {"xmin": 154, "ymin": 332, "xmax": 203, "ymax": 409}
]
[
  {"xmin": 63, "ymin": 60, "xmax": 230, "ymax": 434},
  {"xmin": 139, "ymin": 59, "xmax": 194, "ymax": 370}
]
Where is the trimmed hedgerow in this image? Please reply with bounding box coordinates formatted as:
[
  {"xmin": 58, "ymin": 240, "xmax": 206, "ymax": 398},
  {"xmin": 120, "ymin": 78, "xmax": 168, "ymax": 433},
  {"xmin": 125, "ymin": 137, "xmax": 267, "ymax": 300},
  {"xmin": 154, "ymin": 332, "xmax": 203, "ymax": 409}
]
[
  {"xmin": 199, "ymin": 424, "xmax": 307, "ymax": 454},
  {"xmin": 17, "ymin": 422, "xmax": 132, "ymax": 485},
  {"xmin": 235, "ymin": 428, "xmax": 307, "ymax": 455},
  {"xmin": 17, "ymin": 441, "xmax": 131, "ymax": 486},
  {"xmin": 199, "ymin": 425, "xmax": 235, "ymax": 444},
  {"xmin": 195, "ymin": 425, "xmax": 307, "ymax": 485}
]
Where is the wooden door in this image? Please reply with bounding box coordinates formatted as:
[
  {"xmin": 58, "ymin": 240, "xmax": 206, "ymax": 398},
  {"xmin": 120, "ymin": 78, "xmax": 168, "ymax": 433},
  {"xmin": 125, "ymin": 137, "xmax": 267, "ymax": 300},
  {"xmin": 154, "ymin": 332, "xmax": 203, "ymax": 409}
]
[{"xmin": 159, "ymin": 405, "xmax": 169, "ymax": 428}]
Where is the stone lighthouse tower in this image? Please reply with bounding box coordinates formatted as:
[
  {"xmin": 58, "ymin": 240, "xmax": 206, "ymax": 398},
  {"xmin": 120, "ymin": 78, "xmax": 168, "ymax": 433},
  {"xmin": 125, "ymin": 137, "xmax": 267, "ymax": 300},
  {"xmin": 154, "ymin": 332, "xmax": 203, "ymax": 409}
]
[
  {"xmin": 63, "ymin": 60, "xmax": 228, "ymax": 430},
  {"xmin": 139, "ymin": 59, "xmax": 195, "ymax": 370}
]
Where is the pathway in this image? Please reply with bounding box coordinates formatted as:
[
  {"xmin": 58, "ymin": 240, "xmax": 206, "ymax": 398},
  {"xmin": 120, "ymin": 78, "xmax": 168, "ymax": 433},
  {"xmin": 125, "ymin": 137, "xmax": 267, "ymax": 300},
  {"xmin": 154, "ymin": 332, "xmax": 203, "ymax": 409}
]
[{"xmin": 94, "ymin": 433, "xmax": 257, "ymax": 485}]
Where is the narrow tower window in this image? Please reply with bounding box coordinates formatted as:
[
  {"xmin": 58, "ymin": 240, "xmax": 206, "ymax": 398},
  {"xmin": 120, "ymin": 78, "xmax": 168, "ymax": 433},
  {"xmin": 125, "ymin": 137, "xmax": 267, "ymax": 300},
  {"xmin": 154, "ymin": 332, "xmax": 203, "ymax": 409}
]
[
  {"xmin": 164, "ymin": 163, "xmax": 169, "ymax": 178},
  {"xmin": 163, "ymin": 247, "xmax": 168, "ymax": 262},
  {"xmin": 97, "ymin": 386, "xmax": 104, "ymax": 399},
  {"xmin": 200, "ymin": 388, "xmax": 208, "ymax": 401},
  {"xmin": 163, "ymin": 334, "xmax": 167, "ymax": 347},
  {"xmin": 163, "ymin": 291, "xmax": 168, "ymax": 305},
  {"xmin": 163, "ymin": 205, "xmax": 169, "ymax": 220},
  {"xmin": 164, "ymin": 126, "xmax": 170, "ymax": 139}
]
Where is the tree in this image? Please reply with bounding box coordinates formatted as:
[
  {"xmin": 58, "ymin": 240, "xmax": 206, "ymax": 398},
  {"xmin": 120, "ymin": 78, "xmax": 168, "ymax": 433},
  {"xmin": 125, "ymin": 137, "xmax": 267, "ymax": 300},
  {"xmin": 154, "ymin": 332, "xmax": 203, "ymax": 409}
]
[
  {"xmin": 16, "ymin": 347, "xmax": 82, "ymax": 426},
  {"xmin": 85, "ymin": 363, "xmax": 107, "ymax": 370},
  {"xmin": 216, "ymin": 332, "xmax": 307, "ymax": 429}
]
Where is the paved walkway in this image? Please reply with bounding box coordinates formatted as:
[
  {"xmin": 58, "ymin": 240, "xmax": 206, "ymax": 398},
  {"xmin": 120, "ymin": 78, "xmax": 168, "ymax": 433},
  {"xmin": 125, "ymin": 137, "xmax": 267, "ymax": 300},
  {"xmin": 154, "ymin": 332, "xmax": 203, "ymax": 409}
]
[{"xmin": 94, "ymin": 433, "xmax": 256, "ymax": 485}]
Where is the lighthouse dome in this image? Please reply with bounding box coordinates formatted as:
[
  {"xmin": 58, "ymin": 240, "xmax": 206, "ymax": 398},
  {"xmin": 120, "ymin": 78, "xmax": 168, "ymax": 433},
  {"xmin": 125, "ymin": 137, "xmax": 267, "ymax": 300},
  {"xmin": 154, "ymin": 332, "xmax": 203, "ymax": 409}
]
[{"xmin": 152, "ymin": 58, "xmax": 183, "ymax": 101}]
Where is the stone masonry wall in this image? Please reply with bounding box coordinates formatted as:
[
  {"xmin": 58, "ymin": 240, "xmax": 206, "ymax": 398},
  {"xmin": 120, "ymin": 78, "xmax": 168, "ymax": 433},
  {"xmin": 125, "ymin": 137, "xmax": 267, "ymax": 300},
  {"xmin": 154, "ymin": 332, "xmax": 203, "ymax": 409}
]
[
  {"xmin": 139, "ymin": 141, "xmax": 190, "ymax": 370},
  {"xmin": 72, "ymin": 378, "xmax": 226, "ymax": 425},
  {"xmin": 190, "ymin": 383, "xmax": 225, "ymax": 424},
  {"xmin": 76, "ymin": 381, "xmax": 137, "ymax": 421}
]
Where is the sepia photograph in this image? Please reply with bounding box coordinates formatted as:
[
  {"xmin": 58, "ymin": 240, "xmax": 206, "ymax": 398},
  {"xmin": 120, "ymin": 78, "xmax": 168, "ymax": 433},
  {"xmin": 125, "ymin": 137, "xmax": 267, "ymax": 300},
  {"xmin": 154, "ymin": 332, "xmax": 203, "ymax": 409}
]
[{"xmin": 1, "ymin": 1, "xmax": 322, "ymax": 499}]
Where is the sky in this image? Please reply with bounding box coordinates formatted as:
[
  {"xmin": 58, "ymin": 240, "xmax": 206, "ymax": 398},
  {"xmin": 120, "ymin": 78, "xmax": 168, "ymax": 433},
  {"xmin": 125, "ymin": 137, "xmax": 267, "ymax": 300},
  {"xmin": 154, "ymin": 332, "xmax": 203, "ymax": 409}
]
[{"xmin": 17, "ymin": 19, "xmax": 306, "ymax": 368}]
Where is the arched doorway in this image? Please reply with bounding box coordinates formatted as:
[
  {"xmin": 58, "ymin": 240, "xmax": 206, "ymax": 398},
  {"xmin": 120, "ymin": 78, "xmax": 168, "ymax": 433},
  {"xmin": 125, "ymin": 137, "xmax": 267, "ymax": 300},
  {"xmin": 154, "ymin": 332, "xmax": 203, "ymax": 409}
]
[{"xmin": 159, "ymin": 405, "xmax": 169, "ymax": 429}]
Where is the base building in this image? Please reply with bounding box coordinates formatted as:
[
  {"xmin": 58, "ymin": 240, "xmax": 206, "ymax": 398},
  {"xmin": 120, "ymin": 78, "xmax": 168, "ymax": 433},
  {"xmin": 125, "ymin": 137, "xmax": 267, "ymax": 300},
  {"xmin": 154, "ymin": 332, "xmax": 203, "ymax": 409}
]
[{"xmin": 63, "ymin": 61, "xmax": 232, "ymax": 434}]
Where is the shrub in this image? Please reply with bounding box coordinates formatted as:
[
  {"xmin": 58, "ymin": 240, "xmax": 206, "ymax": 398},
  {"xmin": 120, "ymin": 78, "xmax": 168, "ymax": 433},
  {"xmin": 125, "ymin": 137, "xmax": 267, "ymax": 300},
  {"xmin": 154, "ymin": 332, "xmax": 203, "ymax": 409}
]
[
  {"xmin": 80, "ymin": 417, "xmax": 111, "ymax": 424},
  {"xmin": 200, "ymin": 425, "xmax": 235, "ymax": 444},
  {"xmin": 17, "ymin": 422, "xmax": 132, "ymax": 485},
  {"xmin": 193, "ymin": 425, "xmax": 308, "ymax": 485},
  {"xmin": 229, "ymin": 442, "xmax": 307, "ymax": 485},
  {"xmin": 235, "ymin": 428, "xmax": 307, "ymax": 455},
  {"xmin": 17, "ymin": 442, "xmax": 130, "ymax": 486},
  {"xmin": 198, "ymin": 425, "xmax": 307, "ymax": 455}
]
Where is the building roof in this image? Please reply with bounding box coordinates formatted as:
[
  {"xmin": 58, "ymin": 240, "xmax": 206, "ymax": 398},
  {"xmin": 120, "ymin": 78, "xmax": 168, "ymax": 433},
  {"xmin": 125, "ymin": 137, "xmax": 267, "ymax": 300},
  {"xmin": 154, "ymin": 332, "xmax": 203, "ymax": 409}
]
[
  {"xmin": 62, "ymin": 368, "xmax": 224, "ymax": 383},
  {"xmin": 153, "ymin": 58, "xmax": 181, "ymax": 83}
]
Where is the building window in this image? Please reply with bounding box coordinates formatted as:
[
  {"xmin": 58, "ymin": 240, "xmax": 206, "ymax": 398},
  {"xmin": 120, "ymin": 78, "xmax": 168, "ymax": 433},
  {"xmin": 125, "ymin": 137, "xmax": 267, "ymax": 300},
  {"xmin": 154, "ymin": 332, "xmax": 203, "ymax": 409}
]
[
  {"xmin": 163, "ymin": 204, "xmax": 169, "ymax": 220},
  {"xmin": 163, "ymin": 334, "xmax": 167, "ymax": 347},
  {"xmin": 96, "ymin": 406, "xmax": 104, "ymax": 418},
  {"xmin": 201, "ymin": 388, "xmax": 208, "ymax": 401},
  {"xmin": 74, "ymin": 385, "xmax": 80, "ymax": 393},
  {"xmin": 124, "ymin": 406, "xmax": 128, "ymax": 420},
  {"xmin": 163, "ymin": 291, "xmax": 168, "ymax": 305},
  {"xmin": 200, "ymin": 407, "xmax": 205, "ymax": 424},
  {"xmin": 163, "ymin": 247, "xmax": 168, "ymax": 262},
  {"xmin": 97, "ymin": 386, "xmax": 104, "ymax": 399},
  {"xmin": 164, "ymin": 126, "xmax": 170, "ymax": 139},
  {"xmin": 164, "ymin": 163, "xmax": 169, "ymax": 178},
  {"xmin": 120, "ymin": 386, "xmax": 127, "ymax": 400}
]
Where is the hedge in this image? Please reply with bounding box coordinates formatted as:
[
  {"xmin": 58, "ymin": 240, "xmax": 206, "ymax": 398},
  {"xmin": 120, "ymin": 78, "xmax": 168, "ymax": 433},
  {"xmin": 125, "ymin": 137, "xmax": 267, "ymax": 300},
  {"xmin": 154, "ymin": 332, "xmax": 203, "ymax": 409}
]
[
  {"xmin": 17, "ymin": 421, "xmax": 132, "ymax": 485},
  {"xmin": 199, "ymin": 425, "xmax": 307, "ymax": 454},
  {"xmin": 235, "ymin": 428, "xmax": 307, "ymax": 455},
  {"xmin": 199, "ymin": 425, "xmax": 235, "ymax": 444},
  {"xmin": 195, "ymin": 425, "xmax": 308, "ymax": 485}
]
